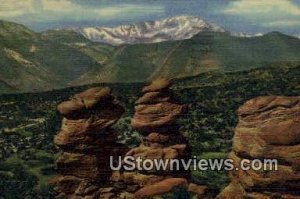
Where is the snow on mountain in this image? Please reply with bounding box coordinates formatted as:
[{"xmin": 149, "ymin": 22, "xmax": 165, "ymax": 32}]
[
  {"xmin": 75, "ymin": 16, "xmax": 226, "ymax": 45},
  {"xmin": 232, "ymin": 32, "xmax": 264, "ymax": 38}
]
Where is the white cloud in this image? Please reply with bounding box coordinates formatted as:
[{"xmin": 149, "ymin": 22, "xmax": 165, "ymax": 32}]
[
  {"xmin": 0, "ymin": 0, "xmax": 34, "ymax": 17},
  {"xmin": 224, "ymin": 0, "xmax": 300, "ymax": 16},
  {"xmin": 94, "ymin": 4, "xmax": 164, "ymax": 17},
  {"xmin": 0, "ymin": 0, "xmax": 164, "ymax": 22},
  {"xmin": 223, "ymin": 0, "xmax": 300, "ymax": 28},
  {"xmin": 263, "ymin": 20, "xmax": 300, "ymax": 27},
  {"xmin": 41, "ymin": 0, "xmax": 77, "ymax": 12}
]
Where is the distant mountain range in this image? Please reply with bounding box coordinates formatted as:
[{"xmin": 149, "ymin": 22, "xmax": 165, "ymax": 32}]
[
  {"xmin": 0, "ymin": 20, "xmax": 99, "ymax": 93},
  {"xmin": 76, "ymin": 16, "xmax": 225, "ymax": 45},
  {"xmin": 0, "ymin": 17, "xmax": 300, "ymax": 94}
]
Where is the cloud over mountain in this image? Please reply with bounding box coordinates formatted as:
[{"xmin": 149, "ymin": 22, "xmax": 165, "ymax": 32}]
[
  {"xmin": 223, "ymin": 0, "xmax": 300, "ymax": 28},
  {"xmin": 0, "ymin": 0, "xmax": 165, "ymax": 25}
]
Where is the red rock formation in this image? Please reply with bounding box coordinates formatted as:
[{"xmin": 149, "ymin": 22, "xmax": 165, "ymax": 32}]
[
  {"xmin": 53, "ymin": 87, "xmax": 126, "ymax": 199},
  {"xmin": 134, "ymin": 178, "xmax": 188, "ymax": 198},
  {"xmin": 119, "ymin": 79, "xmax": 208, "ymax": 198},
  {"xmin": 218, "ymin": 96, "xmax": 300, "ymax": 199}
]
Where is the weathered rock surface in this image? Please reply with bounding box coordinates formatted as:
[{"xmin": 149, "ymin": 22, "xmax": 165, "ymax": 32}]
[
  {"xmin": 52, "ymin": 175, "xmax": 82, "ymax": 194},
  {"xmin": 134, "ymin": 178, "xmax": 188, "ymax": 198},
  {"xmin": 58, "ymin": 103, "xmax": 124, "ymax": 134},
  {"xmin": 53, "ymin": 87, "xmax": 126, "ymax": 199},
  {"xmin": 54, "ymin": 130, "xmax": 118, "ymax": 153},
  {"xmin": 122, "ymin": 172, "xmax": 168, "ymax": 187},
  {"xmin": 131, "ymin": 102, "xmax": 186, "ymax": 131},
  {"xmin": 76, "ymin": 87, "xmax": 113, "ymax": 108},
  {"xmin": 56, "ymin": 152, "xmax": 106, "ymax": 180},
  {"xmin": 218, "ymin": 96, "xmax": 300, "ymax": 198},
  {"xmin": 121, "ymin": 79, "xmax": 208, "ymax": 198},
  {"xmin": 142, "ymin": 78, "xmax": 171, "ymax": 93},
  {"xmin": 188, "ymin": 183, "xmax": 209, "ymax": 198},
  {"xmin": 126, "ymin": 144, "xmax": 187, "ymax": 159},
  {"xmin": 135, "ymin": 91, "xmax": 171, "ymax": 105},
  {"xmin": 143, "ymin": 132, "xmax": 186, "ymax": 148}
]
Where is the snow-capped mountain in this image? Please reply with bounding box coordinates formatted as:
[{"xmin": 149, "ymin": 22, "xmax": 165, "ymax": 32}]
[{"xmin": 76, "ymin": 16, "xmax": 226, "ymax": 45}]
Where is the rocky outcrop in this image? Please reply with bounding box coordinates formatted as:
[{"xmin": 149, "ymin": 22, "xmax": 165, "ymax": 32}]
[
  {"xmin": 218, "ymin": 96, "xmax": 300, "ymax": 198},
  {"xmin": 52, "ymin": 87, "xmax": 127, "ymax": 199},
  {"xmin": 134, "ymin": 178, "xmax": 188, "ymax": 198},
  {"xmin": 114, "ymin": 79, "xmax": 208, "ymax": 198}
]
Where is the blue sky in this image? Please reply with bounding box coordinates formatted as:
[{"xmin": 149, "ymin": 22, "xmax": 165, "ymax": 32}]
[{"xmin": 0, "ymin": 0, "xmax": 299, "ymax": 36}]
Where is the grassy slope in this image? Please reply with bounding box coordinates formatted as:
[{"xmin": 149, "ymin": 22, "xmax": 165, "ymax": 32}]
[
  {"xmin": 0, "ymin": 20, "xmax": 57, "ymax": 92},
  {"xmin": 78, "ymin": 32, "xmax": 300, "ymax": 83},
  {"xmin": 41, "ymin": 29, "xmax": 116, "ymax": 65},
  {"xmin": 0, "ymin": 21, "xmax": 104, "ymax": 93},
  {"xmin": 162, "ymin": 31, "xmax": 300, "ymax": 74},
  {"xmin": 78, "ymin": 41, "xmax": 177, "ymax": 83}
]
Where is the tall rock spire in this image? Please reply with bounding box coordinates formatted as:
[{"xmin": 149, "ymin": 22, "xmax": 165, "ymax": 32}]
[
  {"xmin": 218, "ymin": 96, "xmax": 300, "ymax": 198},
  {"xmin": 120, "ymin": 79, "xmax": 208, "ymax": 198},
  {"xmin": 52, "ymin": 87, "xmax": 126, "ymax": 198}
]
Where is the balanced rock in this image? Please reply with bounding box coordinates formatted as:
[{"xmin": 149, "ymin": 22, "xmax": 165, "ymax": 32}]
[
  {"xmin": 142, "ymin": 78, "xmax": 171, "ymax": 93},
  {"xmin": 121, "ymin": 79, "xmax": 207, "ymax": 198},
  {"xmin": 54, "ymin": 87, "xmax": 124, "ymax": 147},
  {"xmin": 57, "ymin": 98, "xmax": 85, "ymax": 118},
  {"xmin": 76, "ymin": 87, "xmax": 113, "ymax": 109},
  {"xmin": 218, "ymin": 96, "xmax": 300, "ymax": 198},
  {"xmin": 53, "ymin": 87, "xmax": 126, "ymax": 199},
  {"xmin": 58, "ymin": 103, "xmax": 124, "ymax": 134},
  {"xmin": 132, "ymin": 79, "xmax": 187, "ymax": 132},
  {"xmin": 57, "ymin": 87, "xmax": 112, "ymax": 117}
]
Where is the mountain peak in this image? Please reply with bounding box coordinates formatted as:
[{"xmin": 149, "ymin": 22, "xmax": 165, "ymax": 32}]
[{"xmin": 76, "ymin": 15, "xmax": 225, "ymax": 45}]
